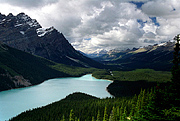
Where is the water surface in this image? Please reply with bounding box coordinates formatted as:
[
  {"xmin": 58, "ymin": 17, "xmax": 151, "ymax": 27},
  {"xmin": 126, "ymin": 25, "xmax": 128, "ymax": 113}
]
[{"xmin": 0, "ymin": 74, "xmax": 111, "ymax": 121}]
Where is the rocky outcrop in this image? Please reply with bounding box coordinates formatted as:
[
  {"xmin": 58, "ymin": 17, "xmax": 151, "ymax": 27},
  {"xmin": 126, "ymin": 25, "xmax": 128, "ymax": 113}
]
[
  {"xmin": 13, "ymin": 75, "xmax": 32, "ymax": 87},
  {"xmin": 0, "ymin": 70, "xmax": 31, "ymax": 91}
]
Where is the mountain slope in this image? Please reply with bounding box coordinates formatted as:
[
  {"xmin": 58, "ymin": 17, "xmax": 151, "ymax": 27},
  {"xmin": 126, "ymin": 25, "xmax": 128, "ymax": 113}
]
[
  {"xmin": 0, "ymin": 43, "xmax": 96, "ymax": 91},
  {"xmin": 0, "ymin": 43, "xmax": 64, "ymax": 91},
  {"xmin": 0, "ymin": 13, "xmax": 103, "ymax": 68},
  {"xmin": 97, "ymin": 41, "xmax": 174, "ymax": 71}
]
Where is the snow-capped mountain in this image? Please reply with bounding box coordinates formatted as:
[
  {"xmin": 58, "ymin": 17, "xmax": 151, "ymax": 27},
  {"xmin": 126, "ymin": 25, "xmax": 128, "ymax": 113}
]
[
  {"xmin": 96, "ymin": 41, "xmax": 175, "ymax": 71},
  {"xmin": 86, "ymin": 49, "xmax": 108, "ymax": 58},
  {"xmin": 0, "ymin": 13, "xmax": 103, "ymax": 68}
]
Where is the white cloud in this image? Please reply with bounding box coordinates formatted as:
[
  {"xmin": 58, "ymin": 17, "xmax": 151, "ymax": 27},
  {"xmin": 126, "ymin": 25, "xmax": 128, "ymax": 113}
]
[
  {"xmin": 156, "ymin": 19, "xmax": 179, "ymax": 36},
  {"xmin": 70, "ymin": 2, "xmax": 149, "ymax": 52},
  {"xmin": 0, "ymin": 0, "xmax": 58, "ymax": 8},
  {"xmin": 0, "ymin": 0, "xmax": 180, "ymax": 53},
  {"xmin": 142, "ymin": 0, "xmax": 180, "ymax": 18},
  {"xmin": 141, "ymin": 0, "xmax": 180, "ymax": 42}
]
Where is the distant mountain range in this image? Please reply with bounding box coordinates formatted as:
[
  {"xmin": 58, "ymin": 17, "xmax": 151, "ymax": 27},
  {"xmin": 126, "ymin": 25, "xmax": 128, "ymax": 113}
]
[
  {"xmin": 0, "ymin": 13, "xmax": 103, "ymax": 68},
  {"xmin": 93, "ymin": 41, "xmax": 174, "ymax": 71},
  {"xmin": 84, "ymin": 49, "xmax": 108, "ymax": 58}
]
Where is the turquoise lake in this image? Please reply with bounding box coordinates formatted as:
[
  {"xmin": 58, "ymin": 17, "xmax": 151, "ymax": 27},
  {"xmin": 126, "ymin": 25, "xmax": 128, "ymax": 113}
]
[{"xmin": 0, "ymin": 74, "xmax": 112, "ymax": 121}]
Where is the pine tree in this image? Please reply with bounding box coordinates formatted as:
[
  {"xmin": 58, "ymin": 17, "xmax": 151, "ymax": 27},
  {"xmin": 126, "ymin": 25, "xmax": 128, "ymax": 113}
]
[
  {"xmin": 110, "ymin": 106, "xmax": 117, "ymax": 121},
  {"xmin": 92, "ymin": 116, "xmax": 95, "ymax": 121},
  {"xmin": 140, "ymin": 89, "xmax": 146, "ymax": 109},
  {"xmin": 129, "ymin": 94, "xmax": 137, "ymax": 117},
  {"xmin": 122, "ymin": 106, "xmax": 127, "ymax": 120},
  {"xmin": 165, "ymin": 34, "xmax": 180, "ymax": 112},
  {"xmin": 61, "ymin": 115, "xmax": 65, "ymax": 121},
  {"xmin": 96, "ymin": 110, "xmax": 101, "ymax": 121},
  {"xmin": 103, "ymin": 106, "xmax": 108, "ymax": 121},
  {"xmin": 69, "ymin": 109, "xmax": 74, "ymax": 121},
  {"xmin": 119, "ymin": 106, "xmax": 124, "ymax": 120},
  {"xmin": 116, "ymin": 106, "xmax": 120, "ymax": 119},
  {"xmin": 172, "ymin": 34, "xmax": 180, "ymax": 100},
  {"xmin": 134, "ymin": 91, "xmax": 142, "ymax": 117}
]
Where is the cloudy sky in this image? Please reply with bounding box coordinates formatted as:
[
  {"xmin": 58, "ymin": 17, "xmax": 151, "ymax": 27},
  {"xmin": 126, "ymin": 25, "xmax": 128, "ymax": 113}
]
[{"xmin": 0, "ymin": 0, "xmax": 180, "ymax": 53}]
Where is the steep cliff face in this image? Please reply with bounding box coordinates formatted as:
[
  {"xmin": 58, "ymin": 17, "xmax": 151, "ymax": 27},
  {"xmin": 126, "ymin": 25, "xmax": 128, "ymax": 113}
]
[{"xmin": 0, "ymin": 13, "xmax": 103, "ymax": 68}]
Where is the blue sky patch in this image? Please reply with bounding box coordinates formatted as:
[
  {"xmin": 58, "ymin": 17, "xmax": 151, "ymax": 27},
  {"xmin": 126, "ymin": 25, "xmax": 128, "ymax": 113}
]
[
  {"xmin": 137, "ymin": 19, "xmax": 147, "ymax": 28},
  {"xmin": 149, "ymin": 17, "xmax": 160, "ymax": 26},
  {"xmin": 130, "ymin": 1, "xmax": 145, "ymax": 9},
  {"xmin": 84, "ymin": 38, "xmax": 91, "ymax": 40}
]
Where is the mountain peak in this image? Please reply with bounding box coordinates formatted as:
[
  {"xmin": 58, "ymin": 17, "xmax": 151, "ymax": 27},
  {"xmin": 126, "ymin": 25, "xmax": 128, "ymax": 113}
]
[
  {"xmin": 17, "ymin": 12, "xmax": 26, "ymax": 16},
  {"xmin": 17, "ymin": 12, "xmax": 30, "ymax": 21},
  {"xmin": 0, "ymin": 12, "xmax": 104, "ymax": 68},
  {"xmin": 0, "ymin": 12, "xmax": 41, "ymax": 29},
  {"xmin": 7, "ymin": 13, "xmax": 14, "ymax": 17},
  {"xmin": 15, "ymin": 13, "xmax": 41, "ymax": 28}
]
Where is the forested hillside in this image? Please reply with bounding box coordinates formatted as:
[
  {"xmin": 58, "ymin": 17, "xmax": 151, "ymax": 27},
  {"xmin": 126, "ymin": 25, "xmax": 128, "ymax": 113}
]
[
  {"xmin": 10, "ymin": 88, "xmax": 180, "ymax": 121},
  {"xmin": 92, "ymin": 69, "xmax": 171, "ymax": 97},
  {"xmin": 0, "ymin": 43, "xmax": 96, "ymax": 91}
]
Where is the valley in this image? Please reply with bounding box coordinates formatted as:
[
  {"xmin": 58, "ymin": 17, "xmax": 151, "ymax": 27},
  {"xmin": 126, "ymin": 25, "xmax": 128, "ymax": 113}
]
[
  {"xmin": 90, "ymin": 41, "xmax": 174, "ymax": 71},
  {"xmin": 0, "ymin": 12, "xmax": 180, "ymax": 121}
]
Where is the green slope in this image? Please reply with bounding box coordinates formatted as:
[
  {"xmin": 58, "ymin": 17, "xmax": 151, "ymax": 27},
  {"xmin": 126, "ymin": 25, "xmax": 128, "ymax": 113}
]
[
  {"xmin": 10, "ymin": 91, "xmax": 180, "ymax": 121},
  {"xmin": 0, "ymin": 44, "xmax": 96, "ymax": 91}
]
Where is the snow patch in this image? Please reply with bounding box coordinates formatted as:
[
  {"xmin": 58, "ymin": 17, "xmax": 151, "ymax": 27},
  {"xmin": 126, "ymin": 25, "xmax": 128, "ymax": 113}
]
[
  {"xmin": 15, "ymin": 13, "xmax": 40, "ymax": 28},
  {"xmin": 15, "ymin": 24, "xmax": 23, "ymax": 27},
  {"xmin": 20, "ymin": 31, "xmax": 25, "ymax": 35},
  {"xmin": 36, "ymin": 27, "xmax": 54, "ymax": 37},
  {"xmin": 66, "ymin": 56, "xmax": 90, "ymax": 67},
  {"xmin": 66, "ymin": 56, "xmax": 80, "ymax": 63},
  {"xmin": 7, "ymin": 19, "xmax": 11, "ymax": 22},
  {"xmin": 158, "ymin": 42, "xmax": 167, "ymax": 47},
  {"xmin": 0, "ymin": 19, "xmax": 6, "ymax": 24},
  {"xmin": 27, "ymin": 19, "xmax": 39, "ymax": 27}
]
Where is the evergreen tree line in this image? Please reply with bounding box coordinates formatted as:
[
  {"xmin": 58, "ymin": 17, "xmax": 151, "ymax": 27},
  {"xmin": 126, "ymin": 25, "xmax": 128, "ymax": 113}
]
[{"xmin": 11, "ymin": 89, "xmax": 156, "ymax": 121}]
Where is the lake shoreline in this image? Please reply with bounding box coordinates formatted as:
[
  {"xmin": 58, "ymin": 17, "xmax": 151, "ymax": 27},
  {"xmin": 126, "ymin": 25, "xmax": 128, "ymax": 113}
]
[
  {"xmin": 0, "ymin": 74, "xmax": 112, "ymax": 121},
  {"xmin": 1, "ymin": 73, "xmax": 115, "ymax": 93},
  {"xmin": 91, "ymin": 74, "xmax": 114, "ymax": 82},
  {"xmin": 0, "ymin": 73, "xmax": 91, "ymax": 92}
]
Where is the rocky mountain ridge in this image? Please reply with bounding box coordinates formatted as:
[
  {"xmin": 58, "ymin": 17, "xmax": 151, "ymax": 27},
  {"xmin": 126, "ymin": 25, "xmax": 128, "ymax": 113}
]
[
  {"xmin": 94, "ymin": 41, "xmax": 175, "ymax": 71},
  {"xmin": 85, "ymin": 49, "xmax": 108, "ymax": 58},
  {"xmin": 0, "ymin": 12, "xmax": 103, "ymax": 68}
]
